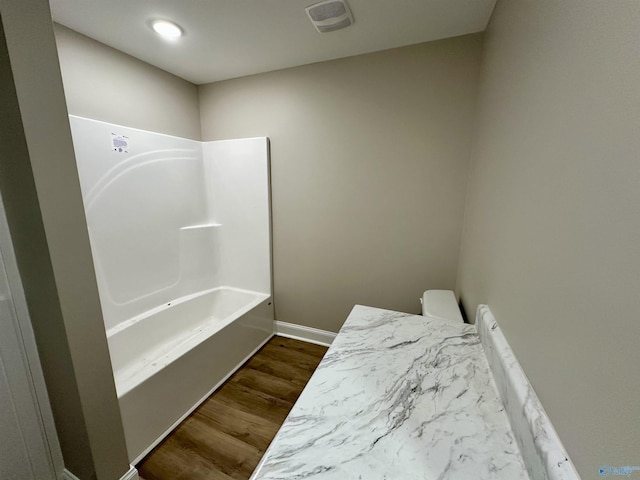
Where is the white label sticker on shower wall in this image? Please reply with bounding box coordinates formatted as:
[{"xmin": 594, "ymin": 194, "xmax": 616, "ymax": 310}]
[{"xmin": 111, "ymin": 133, "xmax": 129, "ymax": 153}]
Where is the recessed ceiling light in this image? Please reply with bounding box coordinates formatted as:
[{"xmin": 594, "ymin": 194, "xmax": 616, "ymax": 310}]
[{"xmin": 151, "ymin": 19, "xmax": 183, "ymax": 39}]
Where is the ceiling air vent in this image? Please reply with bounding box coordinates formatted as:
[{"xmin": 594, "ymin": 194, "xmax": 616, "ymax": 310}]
[{"xmin": 305, "ymin": 0, "xmax": 354, "ymax": 33}]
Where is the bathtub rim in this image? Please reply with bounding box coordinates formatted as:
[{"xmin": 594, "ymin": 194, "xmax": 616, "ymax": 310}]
[
  {"xmin": 108, "ymin": 286, "xmax": 270, "ymax": 398},
  {"xmin": 119, "ymin": 296, "xmax": 275, "ymax": 463}
]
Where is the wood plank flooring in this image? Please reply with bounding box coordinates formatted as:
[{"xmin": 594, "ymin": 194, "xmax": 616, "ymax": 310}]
[{"xmin": 137, "ymin": 336, "xmax": 328, "ymax": 480}]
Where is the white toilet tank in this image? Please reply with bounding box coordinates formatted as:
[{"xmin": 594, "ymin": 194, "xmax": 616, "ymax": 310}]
[{"xmin": 421, "ymin": 290, "xmax": 464, "ymax": 323}]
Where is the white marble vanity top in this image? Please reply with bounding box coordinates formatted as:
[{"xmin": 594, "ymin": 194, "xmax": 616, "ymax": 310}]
[{"xmin": 251, "ymin": 305, "xmax": 530, "ymax": 480}]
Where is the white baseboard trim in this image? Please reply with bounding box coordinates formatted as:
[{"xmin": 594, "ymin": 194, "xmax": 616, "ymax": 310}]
[
  {"xmin": 275, "ymin": 321, "xmax": 336, "ymax": 347},
  {"xmin": 63, "ymin": 464, "xmax": 138, "ymax": 480},
  {"xmin": 130, "ymin": 333, "xmax": 275, "ymax": 465},
  {"xmin": 62, "ymin": 469, "xmax": 80, "ymax": 480},
  {"xmin": 120, "ymin": 465, "xmax": 139, "ymax": 480}
]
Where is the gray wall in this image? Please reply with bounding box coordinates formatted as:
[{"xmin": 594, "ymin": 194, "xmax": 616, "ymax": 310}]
[
  {"xmin": 0, "ymin": 16, "xmax": 92, "ymax": 479},
  {"xmin": 54, "ymin": 24, "xmax": 201, "ymax": 140},
  {"xmin": 199, "ymin": 35, "xmax": 483, "ymax": 332},
  {"xmin": 50, "ymin": 9, "xmax": 640, "ymax": 474},
  {"xmin": 0, "ymin": 1, "xmax": 130, "ymax": 479},
  {"xmin": 456, "ymin": 0, "xmax": 640, "ymax": 476}
]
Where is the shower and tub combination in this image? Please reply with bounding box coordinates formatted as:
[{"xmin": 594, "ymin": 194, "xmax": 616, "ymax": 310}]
[{"xmin": 69, "ymin": 116, "xmax": 273, "ymax": 462}]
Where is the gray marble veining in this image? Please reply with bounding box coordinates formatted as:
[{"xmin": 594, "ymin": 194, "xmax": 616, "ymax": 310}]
[
  {"xmin": 476, "ymin": 305, "xmax": 580, "ymax": 480},
  {"xmin": 251, "ymin": 305, "xmax": 529, "ymax": 480}
]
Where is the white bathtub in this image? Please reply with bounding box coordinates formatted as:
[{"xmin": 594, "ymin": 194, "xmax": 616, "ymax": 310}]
[{"xmin": 109, "ymin": 287, "xmax": 274, "ymax": 462}]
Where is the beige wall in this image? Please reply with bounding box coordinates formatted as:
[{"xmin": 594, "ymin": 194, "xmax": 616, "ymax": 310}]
[
  {"xmin": 200, "ymin": 34, "xmax": 483, "ymax": 332},
  {"xmin": 0, "ymin": 16, "xmax": 94, "ymax": 478},
  {"xmin": 457, "ymin": 0, "xmax": 640, "ymax": 476},
  {"xmin": 18, "ymin": 3, "xmax": 638, "ymax": 475},
  {"xmin": 0, "ymin": 1, "xmax": 130, "ymax": 479},
  {"xmin": 54, "ymin": 24, "xmax": 201, "ymax": 140}
]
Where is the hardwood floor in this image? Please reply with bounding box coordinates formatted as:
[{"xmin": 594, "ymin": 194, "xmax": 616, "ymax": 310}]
[{"xmin": 137, "ymin": 336, "xmax": 328, "ymax": 480}]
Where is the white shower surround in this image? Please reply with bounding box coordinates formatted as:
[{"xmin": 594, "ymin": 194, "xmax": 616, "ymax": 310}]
[{"xmin": 69, "ymin": 116, "xmax": 273, "ymax": 461}]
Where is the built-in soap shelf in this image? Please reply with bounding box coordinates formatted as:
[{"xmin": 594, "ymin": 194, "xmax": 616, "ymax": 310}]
[{"xmin": 179, "ymin": 223, "xmax": 222, "ymax": 231}]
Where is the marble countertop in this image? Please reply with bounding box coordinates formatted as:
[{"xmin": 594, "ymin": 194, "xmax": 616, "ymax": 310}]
[{"xmin": 251, "ymin": 305, "xmax": 530, "ymax": 480}]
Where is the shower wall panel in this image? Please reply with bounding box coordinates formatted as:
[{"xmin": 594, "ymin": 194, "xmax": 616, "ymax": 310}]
[
  {"xmin": 69, "ymin": 116, "xmax": 215, "ymax": 331},
  {"xmin": 69, "ymin": 117, "xmax": 271, "ymax": 334},
  {"xmin": 203, "ymin": 138, "xmax": 271, "ymax": 295}
]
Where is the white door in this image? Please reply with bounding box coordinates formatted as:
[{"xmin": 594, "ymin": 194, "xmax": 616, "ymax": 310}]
[{"xmin": 0, "ymin": 192, "xmax": 63, "ymax": 480}]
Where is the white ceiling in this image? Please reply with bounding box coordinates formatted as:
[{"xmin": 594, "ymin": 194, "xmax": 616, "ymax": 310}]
[{"xmin": 50, "ymin": 0, "xmax": 496, "ymax": 85}]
